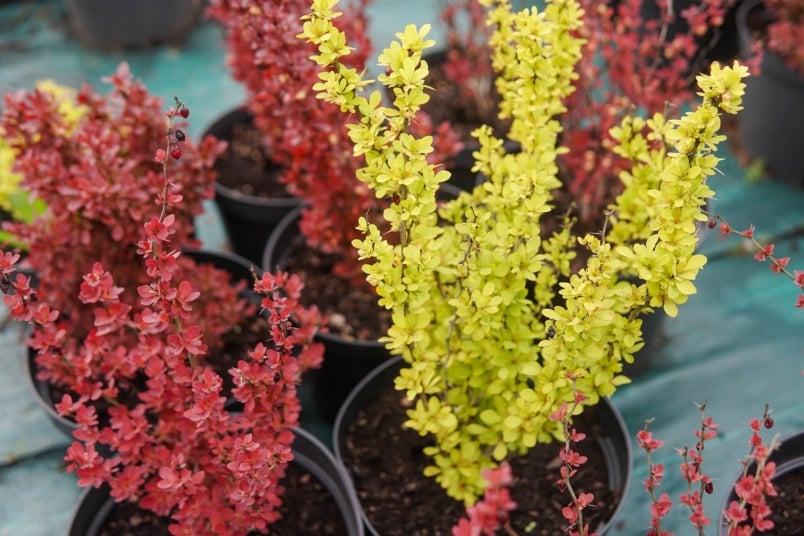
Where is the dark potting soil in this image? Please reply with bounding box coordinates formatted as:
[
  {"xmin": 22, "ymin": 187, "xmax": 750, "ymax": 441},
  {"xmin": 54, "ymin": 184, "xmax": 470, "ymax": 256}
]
[
  {"xmin": 767, "ymin": 467, "xmax": 804, "ymax": 534},
  {"xmin": 282, "ymin": 238, "xmax": 391, "ymax": 342},
  {"xmin": 342, "ymin": 389, "xmax": 621, "ymax": 535},
  {"xmin": 213, "ymin": 120, "xmax": 293, "ymax": 199},
  {"xmin": 745, "ymin": 466, "xmax": 804, "ymax": 535},
  {"xmin": 94, "ymin": 461, "xmax": 349, "ymax": 535}
]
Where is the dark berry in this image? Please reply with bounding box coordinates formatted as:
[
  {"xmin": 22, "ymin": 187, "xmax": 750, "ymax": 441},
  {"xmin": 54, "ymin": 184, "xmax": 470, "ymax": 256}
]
[
  {"xmin": 707, "ymin": 219, "xmax": 716, "ymax": 229},
  {"xmin": 170, "ymin": 146, "xmax": 182, "ymax": 160},
  {"xmin": 704, "ymin": 481, "xmax": 714, "ymax": 494},
  {"xmin": 179, "ymin": 107, "xmax": 190, "ymax": 118},
  {"xmin": 174, "ymin": 129, "xmax": 186, "ymax": 142},
  {"xmin": 764, "ymin": 417, "xmax": 774, "ymax": 429},
  {"xmin": 274, "ymin": 373, "xmax": 281, "ymax": 383}
]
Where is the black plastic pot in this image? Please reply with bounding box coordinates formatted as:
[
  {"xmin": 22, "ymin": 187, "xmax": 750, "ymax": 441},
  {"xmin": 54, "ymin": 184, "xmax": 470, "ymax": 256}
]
[
  {"xmin": 333, "ymin": 356, "xmax": 632, "ymax": 535},
  {"xmin": 202, "ymin": 107, "xmax": 303, "ymax": 265},
  {"xmin": 25, "ymin": 248, "xmax": 258, "ymax": 439},
  {"xmin": 718, "ymin": 429, "xmax": 804, "ymax": 534},
  {"xmin": 63, "ymin": 0, "xmax": 203, "ymax": 51},
  {"xmin": 736, "ymin": 0, "xmax": 804, "ymax": 188},
  {"xmin": 67, "ymin": 426, "xmax": 365, "ymax": 535},
  {"xmin": 262, "ymin": 206, "xmax": 393, "ymax": 424}
]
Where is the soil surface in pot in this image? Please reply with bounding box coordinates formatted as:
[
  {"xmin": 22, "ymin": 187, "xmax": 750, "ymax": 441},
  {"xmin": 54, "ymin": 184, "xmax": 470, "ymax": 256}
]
[
  {"xmin": 283, "ymin": 238, "xmax": 390, "ymax": 342},
  {"xmin": 92, "ymin": 461, "xmax": 348, "ymax": 535},
  {"xmin": 741, "ymin": 466, "xmax": 804, "ymax": 534},
  {"xmin": 342, "ymin": 389, "xmax": 621, "ymax": 535},
  {"xmin": 213, "ymin": 121, "xmax": 294, "ymax": 199}
]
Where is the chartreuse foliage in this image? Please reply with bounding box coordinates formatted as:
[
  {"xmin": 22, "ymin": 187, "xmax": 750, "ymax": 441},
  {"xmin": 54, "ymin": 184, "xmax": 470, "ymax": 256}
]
[
  {"xmin": 0, "ymin": 80, "xmax": 84, "ymax": 248},
  {"xmin": 302, "ymin": 0, "xmax": 748, "ymax": 504}
]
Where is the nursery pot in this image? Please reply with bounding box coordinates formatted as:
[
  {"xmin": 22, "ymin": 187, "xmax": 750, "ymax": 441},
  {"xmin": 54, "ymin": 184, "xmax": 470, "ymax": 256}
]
[
  {"xmin": 736, "ymin": 0, "xmax": 804, "ymax": 188},
  {"xmin": 202, "ymin": 107, "xmax": 303, "ymax": 265},
  {"xmin": 63, "ymin": 0, "xmax": 203, "ymax": 51},
  {"xmin": 333, "ymin": 356, "xmax": 632, "ymax": 535},
  {"xmin": 67, "ymin": 426, "xmax": 365, "ymax": 535},
  {"xmin": 25, "ymin": 248, "xmax": 258, "ymax": 439},
  {"xmin": 718, "ymin": 429, "xmax": 804, "ymax": 534},
  {"xmin": 262, "ymin": 206, "xmax": 393, "ymax": 424}
]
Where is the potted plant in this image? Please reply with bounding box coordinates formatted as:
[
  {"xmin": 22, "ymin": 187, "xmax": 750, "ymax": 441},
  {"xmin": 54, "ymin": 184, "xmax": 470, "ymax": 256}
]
[
  {"xmin": 0, "ymin": 64, "xmax": 264, "ymax": 432},
  {"xmin": 0, "ymin": 65, "xmax": 228, "ymax": 333},
  {"xmin": 734, "ymin": 0, "xmax": 804, "ymax": 188},
  {"xmin": 206, "ymin": 0, "xmax": 463, "ymax": 420},
  {"xmin": 302, "ymin": 0, "xmax": 749, "ymax": 532},
  {"xmin": 0, "ymin": 198, "xmax": 357, "ymax": 535},
  {"xmin": 0, "ymin": 76, "xmax": 362, "ymax": 534}
]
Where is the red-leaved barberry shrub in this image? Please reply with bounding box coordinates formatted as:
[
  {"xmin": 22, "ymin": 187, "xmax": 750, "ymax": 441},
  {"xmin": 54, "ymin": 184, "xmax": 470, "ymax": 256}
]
[
  {"xmin": 0, "ymin": 63, "xmax": 226, "ymax": 343},
  {"xmin": 0, "ymin": 99, "xmax": 324, "ymax": 535},
  {"xmin": 438, "ymin": 0, "xmax": 498, "ymax": 136},
  {"xmin": 207, "ymin": 0, "xmax": 461, "ymax": 285},
  {"xmin": 0, "ymin": 65, "xmax": 258, "ymax": 403}
]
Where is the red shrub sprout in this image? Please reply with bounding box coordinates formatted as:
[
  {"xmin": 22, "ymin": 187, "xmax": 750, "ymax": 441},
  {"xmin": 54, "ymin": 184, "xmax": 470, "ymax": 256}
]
[
  {"xmin": 550, "ymin": 375, "xmax": 599, "ymax": 536},
  {"xmin": 710, "ymin": 215, "xmax": 804, "ymax": 308},
  {"xmin": 637, "ymin": 403, "xmax": 779, "ymax": 536},
  {"xmin": 451, "ymin": 463, "xmax": 518, "ymax": 536},
  {"xmin": 722, "ymin": 405, "xmax": 780, "ymax": 534}
]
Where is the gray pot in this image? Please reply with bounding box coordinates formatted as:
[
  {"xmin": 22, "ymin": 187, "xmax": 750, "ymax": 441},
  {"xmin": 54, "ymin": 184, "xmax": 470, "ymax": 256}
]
[{"xmin": 64, "ymin": 0, "xmax": 203, "ymax": 50}]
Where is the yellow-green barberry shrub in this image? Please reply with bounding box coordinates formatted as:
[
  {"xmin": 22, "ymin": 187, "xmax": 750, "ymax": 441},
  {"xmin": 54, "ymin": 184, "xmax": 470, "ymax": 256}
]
[{"xmin": 302, "ymin": 0, "xmax": 748, "ymax": 504}]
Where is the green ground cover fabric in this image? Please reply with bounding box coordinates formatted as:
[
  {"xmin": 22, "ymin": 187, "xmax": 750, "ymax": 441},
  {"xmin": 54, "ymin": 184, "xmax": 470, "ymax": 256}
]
[{"xmin": 1, "ymin": 1, "xmax": 802, "ymax": 534}]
